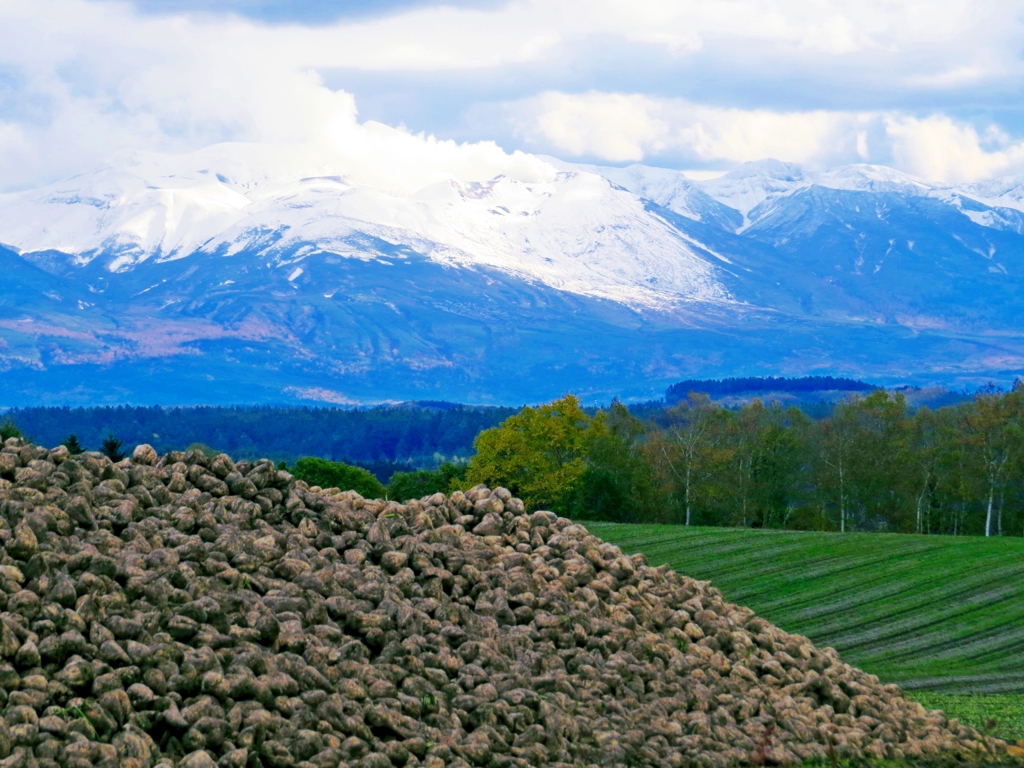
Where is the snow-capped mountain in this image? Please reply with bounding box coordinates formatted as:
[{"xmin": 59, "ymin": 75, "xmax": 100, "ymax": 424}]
[
  {"xmin": 538, "ymin": 156, "xmax": 742, "ymax": 231},
  {"xmin": 698, "ymin": 159, "xmax": 807, "ymax": 216},
  {"xmin": 0, "ymin": 148, "xmax": 728, "ymax": 308},
  {"xmin": 958, "ymin": 176, "xmax": 1024, "ymax": 213},
  {"xmin": 1, "ymin": 145, "xmax": 1023, "ymax": 406},
  {"xmin": 581, "ymin": 159, "xmax": 943, "ymax": 217}
]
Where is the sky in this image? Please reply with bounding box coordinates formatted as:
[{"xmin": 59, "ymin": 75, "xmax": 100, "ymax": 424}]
[{"xmin": 4, "ymin": 0, "xmax": 1024, "ymax": 193}]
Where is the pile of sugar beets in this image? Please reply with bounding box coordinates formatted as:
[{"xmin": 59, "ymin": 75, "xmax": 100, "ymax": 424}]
[{"xmin": 0, "ymin": 438, "xmax": 1010, "ymax": 768}]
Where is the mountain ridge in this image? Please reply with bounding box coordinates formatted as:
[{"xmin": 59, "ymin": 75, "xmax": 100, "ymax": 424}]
[{"xmin": 1, "ymin": 146, "xmax": 1022, "ymax": 405}]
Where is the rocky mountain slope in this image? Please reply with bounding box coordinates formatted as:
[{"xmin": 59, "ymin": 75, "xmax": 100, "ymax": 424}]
[
  {"xmin": 0, "ymin": 436, "xmax": 1007, "ymax": 767},
  {"xmin": 1, "ymin": 146, "xmax": 1023, "ymax": 404}
]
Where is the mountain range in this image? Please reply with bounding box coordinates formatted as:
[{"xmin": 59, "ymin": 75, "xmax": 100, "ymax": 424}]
[{"xmin": 0, "ymin": 144, "xmax": 1022, "ymax": 406}]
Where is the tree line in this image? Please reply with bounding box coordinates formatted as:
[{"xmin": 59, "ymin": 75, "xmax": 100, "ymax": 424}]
[
  {"xmin": 4, "ymin": 386, "xmax": 1022, "ymax": 536},
  {"xmin": 1, "ymin": 413, "xmax": 471, "ymax": 503},
  {"xmin": 0, "ymin": 404, "xmax": 514, "ymax": 468},
  {"xmin": 664, "ymin": 375, "xmax": 875, "ymax": 402},
  {"xmin": 463, "ymin": 388, "xmax": 1024, "ymax": 536}
]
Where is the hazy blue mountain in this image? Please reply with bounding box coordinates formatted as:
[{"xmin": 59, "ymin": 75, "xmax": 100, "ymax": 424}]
[
  {"xmin": 0, "ymin": 148, "xmax": 1022, "ymax": 406},
  {"xmin": 743, "ymin": 186, "xmax": 1023, "ymax": 330}
]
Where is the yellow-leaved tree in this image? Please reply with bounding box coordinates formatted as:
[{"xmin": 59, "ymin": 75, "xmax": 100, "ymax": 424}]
[{"xmin": 466, "ymin": 394, "xmax": 607, "ymax": 511}]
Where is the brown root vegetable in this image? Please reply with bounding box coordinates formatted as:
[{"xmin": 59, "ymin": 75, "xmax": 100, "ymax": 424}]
[{"xmin": 0, "ymin": 438, "xmax": 1007, "ymax": 767}]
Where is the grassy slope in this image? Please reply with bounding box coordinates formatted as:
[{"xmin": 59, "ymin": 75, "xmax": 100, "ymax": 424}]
[
  {"xmin": 913, "ymin": 694, "xmax": 1024, "ymax": 743},
  {"xmin": 586, "ymin": 523, "xmax": 1024, "ymax": 693},
  {"xmin": 588, "ymin": 523, "xmax": 1024, "ymax": 743}
]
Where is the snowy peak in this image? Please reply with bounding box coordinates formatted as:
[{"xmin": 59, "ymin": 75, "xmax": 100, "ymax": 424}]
[
  {"xmin": 814, "ymin": 164, "xmax": 935, "ymax": 195},
  {"xmin": 4, "ymin": 146, "xmax": 1024, "ymax": 405},
  {"xmin": 0, "ymin": 166, "xmax": 254, "ymax": 269},
  {"xmin": 537, "ymin": 157, "xmax": 742, "ymax": 230},
  {"xmin": 957, "ymin": 176, "xmax": 1024, "ymax": 213},
  {"xmin": 6, "ymin": 145, "xmax": 1024, "ymax": 318},
  {"xmin": 570, "ymin": 159, "xmax": 935, "ymax": 218},
  {"xmin": 402, "ymin": 172, "xmax": 728, "ymax": 304},
  {"xmin": 695, "ymin": 159, "xmax": 934, "ymax": 214},
  {"xmin": 698, "ymin": 159, "xmax": 807, "ymax": 215},
  {"xmin": 0, "ymin": 149, "xmax": 735, "ymax": 309},
  {"xmin": 717, "ymin": 159, "xmax": 805, "ymax": 183}
]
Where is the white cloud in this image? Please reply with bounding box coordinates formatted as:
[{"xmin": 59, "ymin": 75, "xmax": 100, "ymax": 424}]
[
  {"xmin": 0, "ymin": 0, "xmax": 556, "ymax": 194},
  {"xmin": 509, "ymin": 91, "xmax": 1024, "ymax": 182},
  {"xmin": 522, "ymin": 93, "xmax": 670, "ymax": 163},
  {"xmin": 252, "ymin": 0, "xmax": 1020, "ymax": 70},
  {"xmin": 885, "ymin": 116, "xmax": 1024, "ymax": 182},
  {"xmin": 2, "ymin": 0, "xmax": 1024, "ymax": 190},
  {"xmin": 324, "ymin": 119, "xmax": 555, "ymax": 196},
  {"xmin": 513, "ymin": 92, "xmax": 872, "ymax": 167}
]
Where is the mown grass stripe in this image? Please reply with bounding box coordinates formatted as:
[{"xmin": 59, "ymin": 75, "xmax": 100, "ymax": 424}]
[{"xmin": 586, "ymin": 522, "xmax": 1024, "ymax": 694}]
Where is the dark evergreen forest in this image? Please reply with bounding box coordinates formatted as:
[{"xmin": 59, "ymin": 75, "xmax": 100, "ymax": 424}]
[
  {"xmin": 1, "ymin": 404, "xmax": 516, "ymax": 470},
  {"xmin": 664, "ymin": 375, "xmax": 875, "ymax": 402}
]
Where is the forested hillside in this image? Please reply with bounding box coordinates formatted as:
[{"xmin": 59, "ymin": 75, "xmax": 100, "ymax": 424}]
[
  {"xmin": 4, "ymin": 381, "xmax": 1022, "ymax": 537},
  {"xmin": 465, "ymin": 387, "xmax": 1024, "ymax": 536},
  {"xmin": 0, "ymin": 404, "xmax": 515, "ymax": 467},
  {"xmin": 665, "ymin": 375, "xmax": 876, "ymax": 402}
]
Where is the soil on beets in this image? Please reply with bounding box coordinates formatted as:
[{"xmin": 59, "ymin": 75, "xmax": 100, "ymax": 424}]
[{"xmin": 0, "ymin": 439, "xmax": 1011, "ymax": 768}]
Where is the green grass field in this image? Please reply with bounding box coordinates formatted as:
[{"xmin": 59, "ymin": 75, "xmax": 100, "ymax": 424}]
[{"xmin": 587, "ymin": 523, "xmax": 1024, "ymax": 743}]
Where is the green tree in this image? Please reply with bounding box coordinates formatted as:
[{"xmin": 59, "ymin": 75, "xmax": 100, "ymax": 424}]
[
  {"xmin": 814, "ymin": 396, "xmax": 864, "ymax": 532},
  {"xmin": 388, "ymin": 470, "xmax": 440, "ymax": 501},
  {"xmin": 564, "ymin": 400, "xmax": 662, "ymax": 522},
  {"xmin": 850, "ymin": 390, "xmax": 914, "ymax": 531},
  {"xmin": 0, "ymin": 417, "xmax": 21, "ymax": 441},
  {"xmin": 388, "ymin": 462, "xmax": 467, "ymax": 501},
  {"xmin": 467, "ymin": 394, "xmax": 603, "ymax": 512},
  {"xmin": 290, "ymin": 457, "xmax": 386, "ymax": 498},
  {"xmin": 62, "ymin": 434, "xmax": 84, "ymax": 455},
  {"xmin": 645, "ymin": 393, "xmax": 732, "ymax": 526},
  {"xmin": 960, "ymin": 386, "xmax": 1023, "ymax": 536},
  {"xmin": 726, "ymin": 400, "xmax": 809, "ymax": 529},
  {"xmin": 908, "ymin": 406, "xmax": 944, "ymax": 534},
  {"xmin": 187, "ymin": 442, "xmax": 220, "ymax": 459},
  {"xmin": 102, "ymin": 434, "xmax": 126, "ymax": 462},
  {"xmin": 932, "ymin": 404, "xmax": 975, "ymax": 535},
  {"xmin": 1008, "ymin": 381, "xmax": 1024, "ymax": 536}
]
